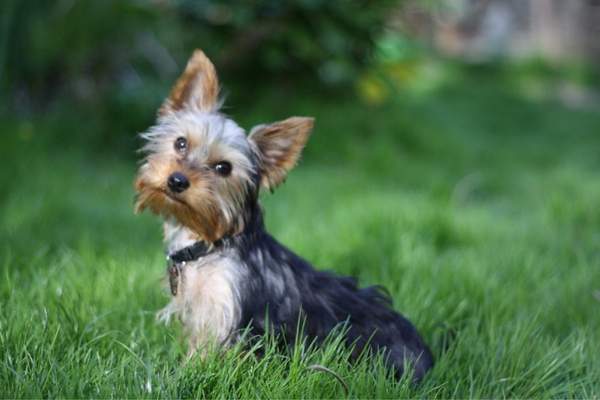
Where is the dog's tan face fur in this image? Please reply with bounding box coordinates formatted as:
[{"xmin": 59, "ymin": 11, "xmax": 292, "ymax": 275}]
[{"xmin": 135, "ymin": 50, "xmax": 314, "ymax": 242}]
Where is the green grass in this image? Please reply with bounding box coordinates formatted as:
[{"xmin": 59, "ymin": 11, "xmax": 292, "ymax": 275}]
[{"xmin": 2, "ymin": 69, "xmax": 600, "ymax": 398}]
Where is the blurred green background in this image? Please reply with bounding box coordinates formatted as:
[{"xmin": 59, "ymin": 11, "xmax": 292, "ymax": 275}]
[{"xmin": 1, "ymin": 0, "xmax": 600, "ymax": 397}]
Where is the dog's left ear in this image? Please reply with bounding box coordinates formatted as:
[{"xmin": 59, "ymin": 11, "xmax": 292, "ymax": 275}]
[
  {"xmin": 249, "ymin": 117, "xmax": 314, "ymax": 190},
  {"xmin": 158, "ymin": 49, "xmax": 220, "ymax": 116}
]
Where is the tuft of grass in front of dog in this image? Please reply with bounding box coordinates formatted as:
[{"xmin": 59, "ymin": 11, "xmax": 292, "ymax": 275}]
[{"xmin": 2, "ymin": 71, "xmax": 600, "ymax": 397}]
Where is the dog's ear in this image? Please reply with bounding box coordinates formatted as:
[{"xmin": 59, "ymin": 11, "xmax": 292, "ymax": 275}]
[
  {"xmin": 159, "ymin": 49, "xmax": 220, "ymax": 116},
  {"xmin": 249, "ymin": 117, "xmax": 314, "ymax": 190}
]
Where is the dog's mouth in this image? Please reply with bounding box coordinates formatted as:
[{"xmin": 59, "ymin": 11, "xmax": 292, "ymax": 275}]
[
  {"xmin": 137, "ymin": 186, "xmax": 191, "ymax": 214},
  {"xmin": 135, "ymin": 183, "xmax": 185, "ymax": 213},
  {"xmin": 160, "ymin": 188, "xmax": 188, "ymax": 206},
  {"xmin": 135, "ymin": 184, "xmax": 224, "ymax": 242}
]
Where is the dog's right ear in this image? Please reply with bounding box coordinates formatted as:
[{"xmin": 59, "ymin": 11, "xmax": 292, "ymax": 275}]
[
  {"xmin": 249, "ymin": 117, "xmax": 314, "ymax": 191},
  {"xmin": 158, "ymin": 49, "xmax": 220, "ymax": 116}
]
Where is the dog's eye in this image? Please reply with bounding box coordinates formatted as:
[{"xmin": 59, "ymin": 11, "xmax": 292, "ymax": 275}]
[
  {"xmin": 213, "ymin": 161, "xmax": 232, "ymax": 177},
  {"xmin": 174, "ymin": 137, "xmax": 187, "ymax": 153}
]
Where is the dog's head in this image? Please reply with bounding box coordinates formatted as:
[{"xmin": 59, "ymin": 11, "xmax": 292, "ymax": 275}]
[{"xmin": 134, "ymin": 50, "xmax": 314, "ymax": 242}]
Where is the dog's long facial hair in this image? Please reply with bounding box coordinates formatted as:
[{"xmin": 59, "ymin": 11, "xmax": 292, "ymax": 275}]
[{"xmin": 134, "ymin": 50, "xmax": 433, "ymax": 382}]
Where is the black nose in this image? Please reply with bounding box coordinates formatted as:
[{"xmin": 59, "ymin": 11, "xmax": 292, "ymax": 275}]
[{"xmin": 167, "ymin": 172, "xmax": 190, "ymax": 193}]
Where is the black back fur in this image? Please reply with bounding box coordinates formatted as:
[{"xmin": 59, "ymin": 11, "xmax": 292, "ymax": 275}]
[{"xmin": 227, "ymin": 201, "xmax": 434, "ymax": 382}]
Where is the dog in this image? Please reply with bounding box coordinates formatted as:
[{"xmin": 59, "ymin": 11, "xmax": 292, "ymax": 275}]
[{"xmin": 134, "ymin": 49, "xmax": 433, "ymax": 382}]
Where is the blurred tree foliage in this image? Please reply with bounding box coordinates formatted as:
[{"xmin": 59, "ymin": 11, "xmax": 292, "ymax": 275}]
[{"xmin": 1, "ymin": 0, "xmax": 399, "ymax": 112}]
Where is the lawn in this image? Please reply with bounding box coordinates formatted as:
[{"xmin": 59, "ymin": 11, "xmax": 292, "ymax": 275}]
[{"xmin": 1, "ymin": 66, "xmax": 600, "ymax": 398}]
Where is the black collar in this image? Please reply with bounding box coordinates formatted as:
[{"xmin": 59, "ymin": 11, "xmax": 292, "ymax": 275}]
[
  {"xmin": 167, "ymin": 238, "xmax": 226, "ymax": 264},
  {"xmin": 166, "ymin": 238, "xmax": 227, "ymax": 296}
]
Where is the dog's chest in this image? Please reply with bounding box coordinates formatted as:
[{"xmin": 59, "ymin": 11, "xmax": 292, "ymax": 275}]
[{"xmin": 163, "ymin": 253, "xmax": 245, "ymax": 345}]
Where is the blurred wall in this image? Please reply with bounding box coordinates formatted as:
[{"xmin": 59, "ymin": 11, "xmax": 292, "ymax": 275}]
[{"xmin": 396, "ymin": 0, "xmax": 600, "ymax": 64}]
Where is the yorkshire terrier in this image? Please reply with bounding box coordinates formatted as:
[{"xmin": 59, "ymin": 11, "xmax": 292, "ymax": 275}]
[{"xmin": 135, "ymin": 50, "xmax": 433, "ymax": 381}]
